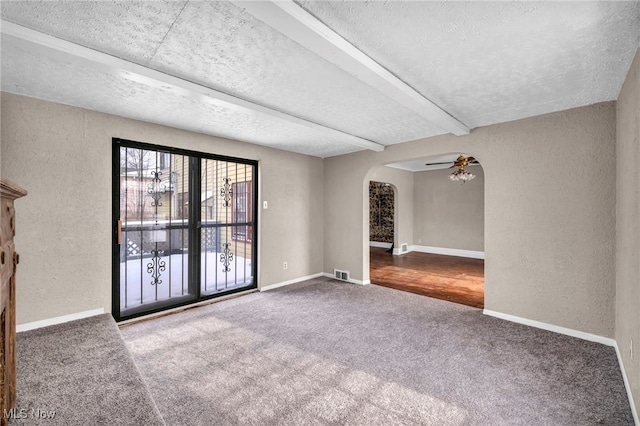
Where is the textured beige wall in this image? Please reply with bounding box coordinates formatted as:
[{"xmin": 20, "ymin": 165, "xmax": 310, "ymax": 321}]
[
  {"xmin": 325, "ymin": 102, "xmax": 616, "ymax": 337},
  {"xmin": 0, "ymin": 93, "xmax": 324, "ymax": 324},
  {"xmin": 616, "ymin": 48, "xmax": 640, "ymax": 417},
  {"xmin": 413, "ymin": 166, "xmax": 484, "ymax": 252},
  {"xmin": 369, "ymin": 166, "xmax": 413, "ymax": 250}
]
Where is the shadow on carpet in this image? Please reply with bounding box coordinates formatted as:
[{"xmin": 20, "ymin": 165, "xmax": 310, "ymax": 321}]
[
  {"xmin": 121, "ymin": 277, "xmax": 633, "ymax": 425},
  {"xmin": 8, "ymin": 314, "xmax": 164, "ymax": 425}
]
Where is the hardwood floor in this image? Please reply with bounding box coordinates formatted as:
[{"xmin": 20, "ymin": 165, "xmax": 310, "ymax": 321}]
[{"xmin": 369, "ymin": 247, "xmax": 484, "ymax": 309}]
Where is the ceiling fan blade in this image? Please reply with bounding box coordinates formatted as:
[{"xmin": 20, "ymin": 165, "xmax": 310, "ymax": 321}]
[
  {"xmin": 424, "ymin": 161, "xmax": 453, "ymax": 166},
  {"xmin": 467, "ymin": 156, "xmax": 479, "ymax": 164}
]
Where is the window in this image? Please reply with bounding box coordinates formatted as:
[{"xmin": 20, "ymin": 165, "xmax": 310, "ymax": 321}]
[
  {"xmin": 232, "ymin": 181, "xmax": 252, "ymax": 242},
  {"xmin": 159, "ymin": 152, "xmax": 170, "ymax": 170}
]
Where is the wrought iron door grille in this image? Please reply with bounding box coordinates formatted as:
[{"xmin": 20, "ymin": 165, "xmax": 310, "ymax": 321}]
[{"xmin": 112, "ymin": 139, "xmax": 257, "ymax": 321}]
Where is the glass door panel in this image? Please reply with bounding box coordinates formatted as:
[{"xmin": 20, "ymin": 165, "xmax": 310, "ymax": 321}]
[
  {"xmin": 117, "ymin": 147, "xmax": 194, "ymax": 317},
  {"xmin": 200, "ymin": 159, "xmax": 254, "ymax": 295}
]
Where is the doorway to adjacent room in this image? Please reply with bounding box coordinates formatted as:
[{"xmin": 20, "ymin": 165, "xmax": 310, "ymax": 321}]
[{"xmin": 367, "ymin": 156, "xmax": 485, "ymax": 309}]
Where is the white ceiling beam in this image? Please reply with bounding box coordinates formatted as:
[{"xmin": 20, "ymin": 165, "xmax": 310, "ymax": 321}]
[
  {"xmin": 232, "ymin": 0, "xmax": 470, "ymax": 136},
  {"xmin": 0, "ymin": 20, "xmax": 385, "ymax": 153}
]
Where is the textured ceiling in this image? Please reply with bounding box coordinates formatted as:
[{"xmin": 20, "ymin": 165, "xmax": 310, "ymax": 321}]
[
  {"xmin": 2, "ymin": 1, "xmax": 639, "ymax": 158},
  {"xmin": 297, "ymin": 1, "xmax": 640, "ymax": 128},
  {"xmin": 387, "ymin": 154, "xmax": 467, "ymax": 173}
]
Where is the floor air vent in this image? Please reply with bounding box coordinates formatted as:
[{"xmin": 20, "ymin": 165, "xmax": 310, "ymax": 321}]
[
  {"xmin": 334, "ymin": 269, "xmax": 349, "ymax": 281},
  {"xmin": 401, "ymin": 243, "xmax": 409, "ymax": 253}
]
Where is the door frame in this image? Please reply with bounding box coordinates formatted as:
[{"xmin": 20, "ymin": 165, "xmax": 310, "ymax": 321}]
[{"xmin": 111, "ymin": 138, "xmax": 258, "ymax": 322}]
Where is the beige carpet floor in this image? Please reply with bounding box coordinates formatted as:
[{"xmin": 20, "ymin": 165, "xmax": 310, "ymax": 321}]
[{"xmin": 120, "ymin": 277, "xmax": 633, "ymax": 425}]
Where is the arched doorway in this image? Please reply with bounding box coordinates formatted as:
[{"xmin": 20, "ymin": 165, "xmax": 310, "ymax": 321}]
[{"xmin": 366, "ymin": 154, "xmax": 485, "ymax": 309}]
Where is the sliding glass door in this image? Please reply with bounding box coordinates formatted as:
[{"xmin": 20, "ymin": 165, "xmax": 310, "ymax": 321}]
[
  {"xmin": 112, "ymin": 139, "xmax": 257, "ymax": 321},
  {"xmin": 200, "ymin": 158, "xmax": 254, "ymax": 295}
]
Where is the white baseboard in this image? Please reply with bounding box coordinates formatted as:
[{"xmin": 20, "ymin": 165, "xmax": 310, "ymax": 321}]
[
  {"xmin": 322, "ymin": 272, "xmax": 370, "ymax": 285},
  {"xmin": 483, "ymin": 309, "xmax": 615, "ymax": 346},
  {"xmin": 484, "ymin": 309, "xmax": 638, "ymax": 424},
  {"xmin": 260, "ymin": 273, "xmax": 325, "ymax": 292},
  {"xmin": 392, "ymin": 243, "xmax": 410, "ymax": 256},
  {"xmin": 410, "ymin": 245, "xmax": 484, "ymax": 259},
  {"xmin": 369, "ymin": 241, "xmax": 392, "ymax": 248},
  {"xmin": 614, "ymin": 341, "xmax": 640, "ymax": 425},
  {"xmin": 204, "ymin": 270, "xmax": 367, "ymax": 293},
  {"xmin": 17, "ymin": 308, "xmax": 105, "ymax": 332}
]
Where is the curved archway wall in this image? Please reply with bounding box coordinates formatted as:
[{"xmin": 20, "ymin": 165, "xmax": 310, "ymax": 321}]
[
  {"xmin": 368, "ymin": 162, "xmax": 485, "ymax": 258},
  {"xmin": 324, "ymin": 102, "xmax": 616, "ymax": 338}
]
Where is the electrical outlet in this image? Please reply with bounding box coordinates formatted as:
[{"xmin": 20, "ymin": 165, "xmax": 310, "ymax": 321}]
[
  {"xmin": 263, "ymin": 201, "xmax": 268, "ymax": 209},
  {"xmin": 283, "ymin": 261, "xmax": 288, "ymax": 270}
]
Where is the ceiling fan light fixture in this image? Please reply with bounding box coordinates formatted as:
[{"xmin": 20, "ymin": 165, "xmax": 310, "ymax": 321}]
[{"xmin": 449, "ymin": 167, "xmax": 476, "ymax": 182}]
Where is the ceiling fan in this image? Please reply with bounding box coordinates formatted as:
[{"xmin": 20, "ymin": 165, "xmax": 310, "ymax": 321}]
[
  {"xmin": 425, "ymin": 155, "xmax": 479, "ymax": 168},
  {"xmin": 425, "ymin": 155, "xmax": 479, "ymax": 182}
]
